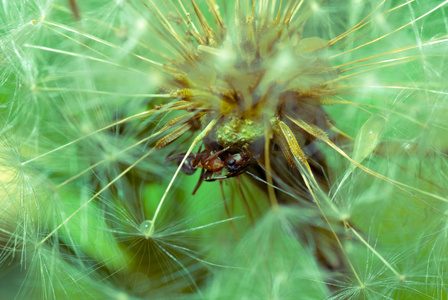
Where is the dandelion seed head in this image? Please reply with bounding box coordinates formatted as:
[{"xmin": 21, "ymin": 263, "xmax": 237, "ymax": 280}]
[{"xmin": 148, "ymin": 1, "xmax": 338, "ymax": 159}]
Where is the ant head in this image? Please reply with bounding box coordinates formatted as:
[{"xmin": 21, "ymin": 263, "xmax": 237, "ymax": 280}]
[{"xmin": 224, "ymin": 152, "xmax": 252, "ymax": 173}]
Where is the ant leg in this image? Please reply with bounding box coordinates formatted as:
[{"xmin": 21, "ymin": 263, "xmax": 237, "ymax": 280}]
[
  {"xmin": 165, "ymin": 153, "xmax": 197, "ymax": 175},
  {"xmin": 68, "ymin": 0, "xmax": 80, "ymax": 20},
  {"xmin": 192, "ymin": 168, "xmax": 207, "ymax": 195},
  {"xmin": 220, "ymin": 165, "xmax": 251, "ymax": 179},
  {"xmin": 204, "ymin": 170, "xmax": 223, "ymax": 182},
  {"xmin": 164, "ymin": 131, "xmax": 197, "ymax": 162},
  {"xmin": 190, "ymin": 144, "xmax": 204, "ymax": 169},
  {"xmin": 202, "ymin": 146, "xmax": 230, "ymax": 165}
]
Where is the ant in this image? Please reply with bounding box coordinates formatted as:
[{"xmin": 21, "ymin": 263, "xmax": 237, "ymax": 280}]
[{"xmin": 166, "ymin": 146, "xmax": 256, "ymax": 194}]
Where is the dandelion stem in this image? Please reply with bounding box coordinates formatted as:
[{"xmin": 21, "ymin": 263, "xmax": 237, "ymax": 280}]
[
  {"xmin": 37, "ymin": 147, "xmax": 157, "ymax": 246},
  {"xmin": 56, "ymin": 129, "xmax": 164, "ymax": 188},
  {"xmin": 264, "ymin": 122, "xmax": 278, "ymax": 209},
  {"xmin": 149, "ymin": 119, "xmax": 218, "ymax": 234},
  {"xmin": 326, "ymin": 59, "xmax": 416, "ymax": 84},
  {"xmin": 298, "ymin": 164, "xmax": 365, "ymax": 288},
  {"xmin": 332, "ymin": 0, "xmax": 448, "ymax": 58},
  {"xmin": 329, "ymin": 0, "xmax": 387, "ymax": 46},
  {"xmin": 286, "ymin": 115, "xmax": 448, "ymax": 214},
  {"xmin": 331, "ymin": 36, "xmax": 448, "ymax": 68},
  {"xmin": 362, "ymin": 85, "xmax": 448, "ymax": 96},
  {"xmin": 24, "ymin": 45, "xmax": 122, "ymax": 67},
  {"xmin": 331, "ymin": 95, "xmax": 427, "ymax": 128},
  {"xmin": 22, "ymin": 110, "xmax": 156, "ymax": 165},
  {"xmin": 347, "ymin": 223, "xmax": 403, "ymax": 279},
  {"xmin": 34, "ymin": 87, "xmax": 171, "ymax": 98},
  {"xmin": 42, "ymin": 20, "xmax": 165, "ymax": 68}
]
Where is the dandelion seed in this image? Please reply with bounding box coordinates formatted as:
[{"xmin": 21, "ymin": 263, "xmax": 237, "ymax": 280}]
[{"xmin": 139, "ymin": 220, "xmax": 154, "ymax": 238}]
